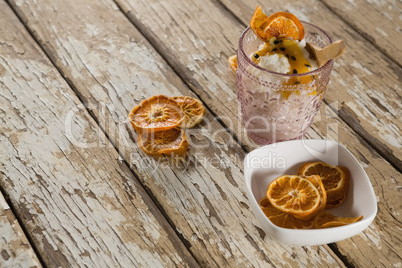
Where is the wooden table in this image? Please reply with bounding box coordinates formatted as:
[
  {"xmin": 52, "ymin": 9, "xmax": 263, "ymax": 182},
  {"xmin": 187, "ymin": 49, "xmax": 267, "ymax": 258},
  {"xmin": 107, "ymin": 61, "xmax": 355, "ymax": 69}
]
[{"xmin": 1, "ymin": 0, "xmax": 401, "ymax": 267}]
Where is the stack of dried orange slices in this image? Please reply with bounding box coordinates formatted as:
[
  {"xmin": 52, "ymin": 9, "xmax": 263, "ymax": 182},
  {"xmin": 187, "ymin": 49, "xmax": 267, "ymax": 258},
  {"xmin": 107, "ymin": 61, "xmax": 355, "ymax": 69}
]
[
  {"xmin": 228, "ymin": 6, "xmax": 305, "ymax": 73},
  {"xmin": 259, "ymin": 161, "xmax": 363, "ymax": 229},
  {"xmin": 128, "ymin": 95, "xmax": 205, "ymax": 155}
]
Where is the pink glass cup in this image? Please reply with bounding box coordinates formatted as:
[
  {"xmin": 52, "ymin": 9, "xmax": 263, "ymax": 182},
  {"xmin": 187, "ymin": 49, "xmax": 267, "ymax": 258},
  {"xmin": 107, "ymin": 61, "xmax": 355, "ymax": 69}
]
[{"xmin": 237, "ymin": 22, "xmax": 333, "ymax": 145}]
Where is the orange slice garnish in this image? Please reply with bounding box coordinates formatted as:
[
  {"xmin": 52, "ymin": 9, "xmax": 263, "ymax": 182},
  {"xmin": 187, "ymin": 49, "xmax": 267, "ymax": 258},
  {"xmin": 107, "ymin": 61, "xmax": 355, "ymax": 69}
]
[
  {"xmin": 313, "ymin": 212, "xmax": 363, "ymax": 229},
  {"xmin": 138, "ymin": 128, "xmax": 189, "ymax": 155},
  {"xmin": 325, "ymin": 194, "xmax": 347, "ymax": 209},
  {"xmin": 129, "ymin": 95, "xmax": 184, "ymax": 133},
  {"xmin": 250, "ymin": 7, "xmax": 305, "ymax": 42},
  {"xmin": 173, "ymin": 96, "xmax": 206, "ymax": 128},
  {"xmin": 259, "ymin": 197, "xmax": 314, "ymax": 229},
  {"xmin": 228, "ymin": 55, "xmax": 237, "ymax": 74},
  {"xmin": 298, "ymin": 162, "xmax": 350, "ymax": 207},
  {"xmin": 266, "ymin": 175, "xmax": 321, "ymax": 217}
]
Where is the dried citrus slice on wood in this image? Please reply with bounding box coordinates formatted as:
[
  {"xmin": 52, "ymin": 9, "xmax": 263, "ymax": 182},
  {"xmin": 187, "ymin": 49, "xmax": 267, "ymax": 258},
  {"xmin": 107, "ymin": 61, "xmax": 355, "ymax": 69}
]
[
  {"xmin": 298, "ymin": 162, "xmax": 350, "ymax": 207},
  {"xmin": 266, "ymin": 175, "xmax": 321, "ymax": 217},
  {"xmin": 129, "ymin": 95, "xmax": 184, "ymax": 133},
  {"xmin": 294, "ymin": 175, "xmax": 327, "ymax": 221},
  {"xmin": 228, "ymin": 54, "xmax": 237, "ymax": 73},
  {"xmin": 138, "ymin": 128, "xmax": 189, "ymax": 155},
  {"xmin": 250, "ymin": 7, "xmax": 305, "ymax": 42},
  {"xmin": 173, "ymin": 96, "xmax": 206, "ymax": 128},
  {"xmin": 259, "ymin": 197, "xmax": 313, "ymax": 229},
  {"xmin": 313, "ymin": 212, "xmax": 363, "ymax": 229}
]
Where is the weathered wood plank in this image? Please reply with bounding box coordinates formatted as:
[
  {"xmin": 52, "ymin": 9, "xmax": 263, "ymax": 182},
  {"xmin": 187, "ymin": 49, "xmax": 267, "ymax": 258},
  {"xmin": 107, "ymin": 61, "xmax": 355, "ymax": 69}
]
[
  {"xmin": 321, "ymin": 0, "xmax": 402, "ymax": 67},
  {"xmin": 0, "ymin": 2, "xmax": 198, "ymax": 267},
  {"xmin": 6, "ymin": 0, "xmax": 350, "ymax": 267},
  {"xmin": 117, "ymin": 0, "xmax": 401, "ymax": 170},
  {"xmin": 214, "ymin": 1, "xmax": 402, "ymax": 265},
  {"xmin": 0, "ymin": 192, "xmax": 42, "ymax": 268}
]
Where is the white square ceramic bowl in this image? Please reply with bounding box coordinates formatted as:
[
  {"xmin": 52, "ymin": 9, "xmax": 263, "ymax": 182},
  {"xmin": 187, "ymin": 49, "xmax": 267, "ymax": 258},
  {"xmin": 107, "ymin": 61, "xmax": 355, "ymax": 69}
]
[{"xmin": 244, "ymin": 139, "xmax": 377, "ymax": 246}]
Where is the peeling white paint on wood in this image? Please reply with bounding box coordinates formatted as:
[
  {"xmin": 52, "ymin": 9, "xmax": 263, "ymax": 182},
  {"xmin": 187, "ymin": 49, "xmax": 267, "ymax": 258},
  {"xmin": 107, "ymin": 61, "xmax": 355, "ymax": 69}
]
[
  {"xmin": 323, "ymin": 0, "xmax": 402, "ymax": 65},
  {"xmin": 0, "ymin": 193, "xmax": 42, "ymax": 268}
]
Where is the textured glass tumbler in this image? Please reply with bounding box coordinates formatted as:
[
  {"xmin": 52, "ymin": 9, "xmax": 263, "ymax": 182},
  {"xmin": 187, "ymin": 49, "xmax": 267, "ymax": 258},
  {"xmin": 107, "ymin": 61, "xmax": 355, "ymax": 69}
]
[{"xmin": 237, "ymin": 23, "xmax": 333, "ymax": 145}]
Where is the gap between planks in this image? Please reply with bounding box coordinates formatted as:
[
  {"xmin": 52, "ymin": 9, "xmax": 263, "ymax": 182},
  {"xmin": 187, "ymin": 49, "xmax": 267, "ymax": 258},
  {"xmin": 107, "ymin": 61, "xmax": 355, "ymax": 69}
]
[
  {"xmin": 0, "ymin": 185, "xmax": 45, "ymax": 268},
  {"xmin": 317, "ymin": 0, "xmax": 402, "ymax": 70}
]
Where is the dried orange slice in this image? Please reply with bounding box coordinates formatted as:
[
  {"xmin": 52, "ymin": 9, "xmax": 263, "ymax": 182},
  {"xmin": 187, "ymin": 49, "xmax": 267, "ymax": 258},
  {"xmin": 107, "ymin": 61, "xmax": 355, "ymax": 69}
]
[
  {"xmin": 228, "ymin": 55, "xmax": 237, "ymax": 73},
  {"xmin": 259, "ymin": 197, "xmax": 313, "ymax": 229},
  {"xmin": 266, "ymin": 175, "xmax": 321, "ymax": 217},
  {"xmin": 129, "ymin": 95, "xmax": 184, "ymax": 133},
  {"xmin": 314, "ymin": 212, "xmax": 363, "ymax": 229},
  {"xmin": 138, "ymin": 128, "xmax": 189, "ymax": 155},
  {"xmin": 294, "ymin": 175, "xmax": 327, "ymax": 221},
  {"xmin": 298, "ymin": 162, "xmax": 350, "ymax": 207},
  {"xmin": 173, "ymin": 96, "xmax": 206, "ymax": 128},
  {"xmin": 250, "ymin": 7, "xmax": 305, "ymax": 42},
  {"xmin": 250, "ymin": 6, "xmax": 269, "ymax": 41}
]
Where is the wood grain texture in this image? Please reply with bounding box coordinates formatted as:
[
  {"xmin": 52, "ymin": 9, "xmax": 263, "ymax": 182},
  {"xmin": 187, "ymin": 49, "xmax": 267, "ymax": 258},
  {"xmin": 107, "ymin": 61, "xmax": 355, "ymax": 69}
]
[
  {"xmin": 6, "ymin": 0, "xmax": 401, "ymax": 267},
  {"xmin": 0, "ymin": 2, "xmax": 198, "ymax": 267},
  {"xmin": 0, "ymin": 192, "xmax": 42, "ymax": 268},
  {"xmin": 5, "ymin": 0, "xmax": 349, "ymax": 267},
  {"xmin": 321, "ymin": 0, "xmax": 402, "ymax": 67},
  {"xmin": 216, "ymin": 0, "xmax": 402, "ymax": 170}
]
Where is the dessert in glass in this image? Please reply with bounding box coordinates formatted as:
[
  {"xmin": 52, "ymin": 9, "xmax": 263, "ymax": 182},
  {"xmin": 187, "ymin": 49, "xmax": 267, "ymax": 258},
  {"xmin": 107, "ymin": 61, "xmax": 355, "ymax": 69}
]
[{"xmin": 236, "ymin": 8, "xmax": 334, "ymax": 145}]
